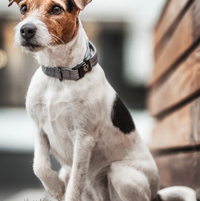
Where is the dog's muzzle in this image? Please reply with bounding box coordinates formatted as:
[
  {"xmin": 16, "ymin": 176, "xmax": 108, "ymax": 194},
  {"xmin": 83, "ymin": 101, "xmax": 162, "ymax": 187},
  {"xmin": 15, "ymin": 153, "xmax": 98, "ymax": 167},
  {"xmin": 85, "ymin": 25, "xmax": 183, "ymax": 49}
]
[{"xmin": 20, "ymin": 23, "xmax": 37, "ymax": 40}]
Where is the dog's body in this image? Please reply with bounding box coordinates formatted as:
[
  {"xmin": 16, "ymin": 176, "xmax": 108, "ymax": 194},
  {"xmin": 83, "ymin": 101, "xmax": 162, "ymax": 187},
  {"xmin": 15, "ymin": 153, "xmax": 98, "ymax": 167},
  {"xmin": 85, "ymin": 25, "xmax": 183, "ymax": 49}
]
[
  {"xmin": 8, "ymin": 0, "xmax": 198, "ymax": 200},
  {"xmin": 26, "ymin": 23, "xmax": 159, "ymax": 201}
]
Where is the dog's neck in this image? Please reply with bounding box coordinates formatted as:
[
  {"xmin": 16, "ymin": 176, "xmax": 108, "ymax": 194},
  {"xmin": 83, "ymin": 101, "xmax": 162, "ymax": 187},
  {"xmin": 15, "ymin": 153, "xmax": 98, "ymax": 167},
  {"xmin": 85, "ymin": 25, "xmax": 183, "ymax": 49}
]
[{"xmin": 35, "ymin": 19, "xmax": 88, "ymax": 68}]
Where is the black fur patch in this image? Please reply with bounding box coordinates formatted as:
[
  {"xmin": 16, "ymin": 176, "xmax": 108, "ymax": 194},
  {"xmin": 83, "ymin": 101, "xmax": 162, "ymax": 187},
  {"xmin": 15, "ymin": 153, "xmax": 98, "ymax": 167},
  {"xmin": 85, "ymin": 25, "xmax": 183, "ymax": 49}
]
[
  {"xmin": 66, "ymin": 0, "xmax": 74, "ymax": 13},
  {"xmin": 111, "ymin": 95, "xmax": 135, "ymax": 134},
  {"xmin": 157, "ymin": 194, "xmax": 163, "ymax": 201},
  {"xmin": 152, "ymin": 194, "xmax": 163, "ymax": 201}
]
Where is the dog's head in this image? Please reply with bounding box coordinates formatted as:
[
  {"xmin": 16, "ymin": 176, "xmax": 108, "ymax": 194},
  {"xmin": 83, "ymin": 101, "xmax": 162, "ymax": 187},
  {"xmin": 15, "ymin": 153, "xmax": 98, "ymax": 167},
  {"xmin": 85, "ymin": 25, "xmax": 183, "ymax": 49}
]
[{"xmin": 8, "ymin": 0, "xmax": 92, "ymax": 52}]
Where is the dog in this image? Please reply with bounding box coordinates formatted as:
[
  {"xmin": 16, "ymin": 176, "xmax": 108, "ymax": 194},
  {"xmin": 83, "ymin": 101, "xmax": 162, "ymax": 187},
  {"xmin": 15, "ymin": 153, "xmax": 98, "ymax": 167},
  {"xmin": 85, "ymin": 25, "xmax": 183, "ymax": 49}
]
[{"xmin": 8, "ymin": 0, "xmax": 198, "ymax": 200}]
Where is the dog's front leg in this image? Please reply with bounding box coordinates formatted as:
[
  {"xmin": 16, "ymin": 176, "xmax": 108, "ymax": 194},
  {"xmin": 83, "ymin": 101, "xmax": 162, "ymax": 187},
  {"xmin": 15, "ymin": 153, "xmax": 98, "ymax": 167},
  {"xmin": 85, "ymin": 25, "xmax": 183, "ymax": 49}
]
[
  {"xmin": 65, "ymin": 133, "xmax": 95, "ymax": 201},
  {"xmin": 33, "ymin": 128, "xmax": 65, "ymax": 201}
]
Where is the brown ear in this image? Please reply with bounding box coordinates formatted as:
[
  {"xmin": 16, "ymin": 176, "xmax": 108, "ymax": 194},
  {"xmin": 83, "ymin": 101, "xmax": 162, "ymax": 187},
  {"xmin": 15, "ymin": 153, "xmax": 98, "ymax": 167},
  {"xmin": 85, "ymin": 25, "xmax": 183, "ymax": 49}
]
[
  {"xmin": 8, "ymin": 0, "xmax": 21, "ymax": 7},
  {"xmin": 73, "ymin": 0, "xmax": 92, "ymax": 10}
]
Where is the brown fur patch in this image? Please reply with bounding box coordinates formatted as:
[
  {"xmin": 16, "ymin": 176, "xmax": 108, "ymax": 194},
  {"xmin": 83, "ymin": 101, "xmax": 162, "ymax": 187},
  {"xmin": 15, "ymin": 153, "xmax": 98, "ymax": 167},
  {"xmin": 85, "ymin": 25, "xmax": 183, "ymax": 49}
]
[
  {"xmin": 17, "ymin": 0, "xmax": 80, "ymax": 45},
  {"xmin": 8, "ymin": 0, "xmax": 22, "ymax": 7},
  {"xmin": 73, "ymin": 0, "xmax": 92, "ymax": 10}
]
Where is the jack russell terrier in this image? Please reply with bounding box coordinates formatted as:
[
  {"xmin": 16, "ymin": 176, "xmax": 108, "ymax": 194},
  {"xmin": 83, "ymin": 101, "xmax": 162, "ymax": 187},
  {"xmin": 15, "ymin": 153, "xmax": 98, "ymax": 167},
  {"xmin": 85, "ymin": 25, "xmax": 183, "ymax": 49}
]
[{"xmin": 8, "ymin": 0, "xmax": 198, "ymax": 201}]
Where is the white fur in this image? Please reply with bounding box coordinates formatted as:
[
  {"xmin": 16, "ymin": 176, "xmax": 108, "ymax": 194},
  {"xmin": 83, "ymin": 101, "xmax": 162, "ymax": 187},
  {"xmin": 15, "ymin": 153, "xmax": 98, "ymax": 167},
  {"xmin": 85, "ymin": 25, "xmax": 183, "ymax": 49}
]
[
  {"xmin": 158, "ymin": 186, "xmax": 197, "ymax": 201},
  {"xmin": 15, "ymin": 13, "xmax": 51, "ymax": 52},
  {"xmin": 14, "ymin": 5, "xmax": 197, "ymax": 201}
]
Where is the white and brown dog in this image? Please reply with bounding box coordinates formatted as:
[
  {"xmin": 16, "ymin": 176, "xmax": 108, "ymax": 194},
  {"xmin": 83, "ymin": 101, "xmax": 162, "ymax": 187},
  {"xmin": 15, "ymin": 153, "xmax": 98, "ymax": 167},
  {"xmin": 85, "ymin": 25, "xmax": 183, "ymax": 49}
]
[{"xmin": 8, "ymin": 0, "xmax": 198, "ymax": 201}]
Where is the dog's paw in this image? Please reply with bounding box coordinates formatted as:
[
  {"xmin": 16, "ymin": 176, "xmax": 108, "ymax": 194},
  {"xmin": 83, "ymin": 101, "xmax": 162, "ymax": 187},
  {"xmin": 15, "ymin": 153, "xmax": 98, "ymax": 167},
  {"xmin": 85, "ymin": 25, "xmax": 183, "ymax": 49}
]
[{"xmin": 46, "ymin": 177, "xmax": 65, "ymax": 201}]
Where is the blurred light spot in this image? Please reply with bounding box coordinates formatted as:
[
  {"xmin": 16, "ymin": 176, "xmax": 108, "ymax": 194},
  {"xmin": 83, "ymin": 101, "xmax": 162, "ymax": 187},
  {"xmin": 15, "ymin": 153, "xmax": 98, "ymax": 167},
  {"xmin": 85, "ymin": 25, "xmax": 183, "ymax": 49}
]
[{"xmin": 0, "ymin": 49, "xmax": 8, "ymax": 69}]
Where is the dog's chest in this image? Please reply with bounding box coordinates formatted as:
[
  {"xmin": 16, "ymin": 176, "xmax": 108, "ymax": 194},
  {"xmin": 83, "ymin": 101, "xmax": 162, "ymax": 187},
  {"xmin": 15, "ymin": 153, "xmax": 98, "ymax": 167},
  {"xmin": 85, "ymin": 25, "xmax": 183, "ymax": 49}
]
[
  {"xmin": 29, "ymin": 87, "xmax": 78, "ymax": 163},
  {"xmin": 26, "ymin": 67, "xmax": 105, "ymax": 164}
]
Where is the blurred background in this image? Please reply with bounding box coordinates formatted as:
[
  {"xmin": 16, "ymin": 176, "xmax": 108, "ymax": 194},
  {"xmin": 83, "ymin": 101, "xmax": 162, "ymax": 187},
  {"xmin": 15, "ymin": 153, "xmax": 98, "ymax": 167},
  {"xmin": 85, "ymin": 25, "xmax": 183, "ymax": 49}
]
[{"xmin": 0, "ymin": 0, "xmax": 166, "ymax": 200}]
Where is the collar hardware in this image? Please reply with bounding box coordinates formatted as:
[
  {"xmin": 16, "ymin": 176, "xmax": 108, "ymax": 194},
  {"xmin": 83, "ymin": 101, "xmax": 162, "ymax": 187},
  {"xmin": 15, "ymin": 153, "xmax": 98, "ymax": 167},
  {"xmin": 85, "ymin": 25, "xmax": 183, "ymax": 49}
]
[
  {"xmin": 57, "ymin": 67, "xmax": 63, "ymax": 82},
  {"xmin": 77, "ymin": 60, "xmax": 92, "ymax": 79},
  {"xmin": 41, "ymin": 41, "xmax": 98, "ymax": 81}
]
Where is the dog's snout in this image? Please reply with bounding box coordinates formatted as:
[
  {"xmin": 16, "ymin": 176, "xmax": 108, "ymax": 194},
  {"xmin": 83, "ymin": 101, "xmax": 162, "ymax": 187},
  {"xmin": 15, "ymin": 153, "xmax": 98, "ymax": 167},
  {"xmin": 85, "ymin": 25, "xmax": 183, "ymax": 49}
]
[{"xmin": 20, "ymin": 24, "xmax": 37, "ymax": 39}]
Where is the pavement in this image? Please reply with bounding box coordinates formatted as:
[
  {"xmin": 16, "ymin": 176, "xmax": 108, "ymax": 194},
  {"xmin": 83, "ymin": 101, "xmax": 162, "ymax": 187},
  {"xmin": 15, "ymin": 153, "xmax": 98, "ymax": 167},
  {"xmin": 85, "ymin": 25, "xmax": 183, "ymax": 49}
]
[{"xmin": 3, "ymin": 188, "xmax": 57, "ymax": 201}]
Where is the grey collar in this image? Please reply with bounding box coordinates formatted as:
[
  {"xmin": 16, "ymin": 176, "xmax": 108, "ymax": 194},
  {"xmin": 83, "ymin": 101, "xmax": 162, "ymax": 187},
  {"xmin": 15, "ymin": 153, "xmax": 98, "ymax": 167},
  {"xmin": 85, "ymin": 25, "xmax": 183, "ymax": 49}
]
[{"xmin": 42, "ymin": 41, "xmax": 98, "ymax": 81}]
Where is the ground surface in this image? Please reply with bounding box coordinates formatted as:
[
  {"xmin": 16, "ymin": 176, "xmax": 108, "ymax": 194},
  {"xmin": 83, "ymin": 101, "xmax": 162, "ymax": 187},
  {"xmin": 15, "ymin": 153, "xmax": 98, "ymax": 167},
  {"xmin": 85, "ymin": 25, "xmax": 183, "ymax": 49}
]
[{"xmin": 2, "ymin": 188, "xmax": 56, "ymax": 201}]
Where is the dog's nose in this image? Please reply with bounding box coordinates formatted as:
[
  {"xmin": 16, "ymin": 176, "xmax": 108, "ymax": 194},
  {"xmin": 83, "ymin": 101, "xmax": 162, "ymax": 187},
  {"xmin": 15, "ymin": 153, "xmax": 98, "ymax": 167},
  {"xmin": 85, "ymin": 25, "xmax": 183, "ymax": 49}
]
[{"xmin": 20, "ymin": 24, "xmax": 37, "ymax": 39}]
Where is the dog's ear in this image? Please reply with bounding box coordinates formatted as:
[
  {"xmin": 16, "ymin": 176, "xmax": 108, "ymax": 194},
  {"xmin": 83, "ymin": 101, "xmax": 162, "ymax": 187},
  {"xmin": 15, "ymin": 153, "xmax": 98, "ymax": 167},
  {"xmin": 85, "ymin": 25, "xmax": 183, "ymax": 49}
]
[
  {"xmin": 8, "ymin": 0, "xmax": 21, "ymax": 7},
  {"xmin": 73, "ymin": 0, "xmax": 92, "ymax": 10}
]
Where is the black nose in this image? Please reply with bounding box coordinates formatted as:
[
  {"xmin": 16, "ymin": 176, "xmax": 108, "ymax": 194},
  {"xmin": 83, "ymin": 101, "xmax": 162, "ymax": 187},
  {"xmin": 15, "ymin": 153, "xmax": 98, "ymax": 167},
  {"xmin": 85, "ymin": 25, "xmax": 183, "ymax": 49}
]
[{"xmin": 20, "ymin": 24, "xmax": 37, "ymax": 39}]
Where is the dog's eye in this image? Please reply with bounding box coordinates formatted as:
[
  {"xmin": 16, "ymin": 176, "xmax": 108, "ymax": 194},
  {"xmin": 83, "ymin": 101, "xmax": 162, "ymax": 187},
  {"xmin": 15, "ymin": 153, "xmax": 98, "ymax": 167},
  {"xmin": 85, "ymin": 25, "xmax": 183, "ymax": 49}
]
[
  {"xmin": 51, "ymin": 5, "xmax": 63, "ymax": 15},
  {"xmin": 21, "ymin": 5, "xmax": 27, "ymax": 15}
]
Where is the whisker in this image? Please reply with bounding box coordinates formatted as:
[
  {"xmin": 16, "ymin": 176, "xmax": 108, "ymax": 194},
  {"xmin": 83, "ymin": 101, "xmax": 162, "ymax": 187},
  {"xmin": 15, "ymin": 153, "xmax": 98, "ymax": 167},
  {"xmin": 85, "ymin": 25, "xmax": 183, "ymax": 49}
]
[
  {"xmin": 50, "ymin": 34, "xmax": 65, "ymax": 45},
  {"xmin": 47, "ymin": 35, "xmax": 61, "ymax": 47},
  {"xmin": 49, "ymin": 35, "xmax": 58, "ymax": 43},
  {"xmin": 50, "ymin": 34, "xmax": 68, "ymax": 52},
  {"xmin": 48, "ymin": 34, "xmax": 69, "ymax": 57}
]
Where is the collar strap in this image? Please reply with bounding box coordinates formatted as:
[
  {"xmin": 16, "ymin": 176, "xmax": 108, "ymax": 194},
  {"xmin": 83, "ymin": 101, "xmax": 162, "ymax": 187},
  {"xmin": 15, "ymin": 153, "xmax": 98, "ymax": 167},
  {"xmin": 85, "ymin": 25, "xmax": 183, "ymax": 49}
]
[{"xmin": 42, "ymin": 41, "xmax": 98, "ymax": 81}]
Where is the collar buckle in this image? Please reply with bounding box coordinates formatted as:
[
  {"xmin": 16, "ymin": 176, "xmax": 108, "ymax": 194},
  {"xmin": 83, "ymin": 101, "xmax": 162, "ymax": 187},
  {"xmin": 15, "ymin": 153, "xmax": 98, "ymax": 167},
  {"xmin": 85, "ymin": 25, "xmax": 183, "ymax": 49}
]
[
  {"xmin": 78, "ymin": 61, "xmax": 92, "ymax": 79},
  {"xmin": 57, "ymin": 67, "xmax": 63, "ymax": 82}
]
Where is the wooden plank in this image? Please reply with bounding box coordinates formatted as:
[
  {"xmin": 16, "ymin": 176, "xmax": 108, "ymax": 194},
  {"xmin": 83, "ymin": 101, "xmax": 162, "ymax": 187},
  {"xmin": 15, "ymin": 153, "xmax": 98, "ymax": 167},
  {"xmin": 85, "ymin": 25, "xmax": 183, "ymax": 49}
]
[
  {"xmin": 150, "ymin": 97, "xmax": 200, "ymax": 150},
  {"xmin": 154, "ymin": 0, "xmax": 190, "ymax": 50},
  {"xmin": 154, "ymin": 152, "xmax": 200, "ymax": 198},
  {"xmin": 148, "ymin": 45, "xmax": 200, "ymax": 117},
  {"xmin": 151, "ymin": 1, "xmax": 200, "ymax": 84}
]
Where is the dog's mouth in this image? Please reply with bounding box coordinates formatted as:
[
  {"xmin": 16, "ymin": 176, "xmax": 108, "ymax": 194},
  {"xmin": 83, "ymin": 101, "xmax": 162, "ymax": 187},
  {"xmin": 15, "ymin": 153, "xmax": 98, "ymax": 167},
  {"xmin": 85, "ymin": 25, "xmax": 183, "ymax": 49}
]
[{"xmin": 21, "ymin": 42, "xmax": 45, "ymax": 52}]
